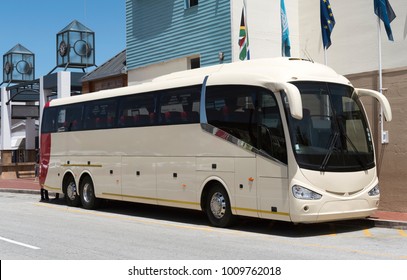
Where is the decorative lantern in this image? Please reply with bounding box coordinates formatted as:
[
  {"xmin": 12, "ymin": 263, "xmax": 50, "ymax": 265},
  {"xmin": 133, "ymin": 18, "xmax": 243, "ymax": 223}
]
[
  {"xmin": 56, "ymin": 20, "xmax": 95, "ymax": 69},
  {"xmin": 3, "ymin": 44, "xmax": 35, "ymax": 83}
]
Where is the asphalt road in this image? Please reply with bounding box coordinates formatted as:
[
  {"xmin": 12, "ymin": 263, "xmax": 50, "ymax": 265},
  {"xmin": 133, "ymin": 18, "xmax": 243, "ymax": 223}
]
[{"xmin": 1, "ymin": 192, "xmax": 407, "ymax": 260}]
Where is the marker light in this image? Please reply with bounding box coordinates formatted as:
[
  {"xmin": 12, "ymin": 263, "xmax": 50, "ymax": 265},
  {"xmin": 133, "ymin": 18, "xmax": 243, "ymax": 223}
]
[
  {"xmin": 292, "ymin": 185, "xmax": 322, "ymax": 200},
  {"xmin": 368, "ymin": 184, "xmax": 380, "ymax": 196}
]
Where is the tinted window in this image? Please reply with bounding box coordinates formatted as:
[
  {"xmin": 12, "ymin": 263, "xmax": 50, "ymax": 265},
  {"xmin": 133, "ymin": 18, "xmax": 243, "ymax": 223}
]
[
  {"xmin": 206, "ymin": 85, "xmax": 286, "ymax": 163},
  {"xmin": 41, "ymin": 86, "xmax": 201, "ymax": 133},
  {"xmin": 258, "ymin": 91, "xmax": 287, "ymax": 163},
  {"xmin": 41, "ymin": 107, "xmax": 57, "ymax": 133},
  {"xmin": 206, "ymin": 85, "xmax": 257, "ymax": 148},
  {"xmin": 61, "ymin": 104, "xmax": 83, "ymax": 131},
  {"xmin": 285, "ymin": 82, "xmax": 374, "ymax": 172},
  {"xmin": 159, "ymin": 87, "xmax": 200, "ymax": 125},
  {"xmin": 84, "ymin": 99, "xmax": 117, "ymax": 130},
  {"xmin": 119, "ymin": 93, "xmax": 156, "ymax": 127}
]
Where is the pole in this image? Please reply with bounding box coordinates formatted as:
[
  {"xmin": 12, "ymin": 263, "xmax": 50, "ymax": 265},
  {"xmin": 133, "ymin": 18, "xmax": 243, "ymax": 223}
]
[
  {"xmin": 324, "ymin": 47, "xmax": 328, "ymax": 65},
  {"xmin": 243, "ymin": 0, "xmax": 250, "ymax": 60},
  {"xmin": 377, "ymin": 17, "xmax": 384, "ymax": 144}
]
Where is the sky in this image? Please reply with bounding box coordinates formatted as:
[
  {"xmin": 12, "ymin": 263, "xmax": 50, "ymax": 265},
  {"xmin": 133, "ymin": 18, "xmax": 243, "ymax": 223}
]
[{"xmin": 1, "ymin": 0, "xmax": 126, "ymax": 78}]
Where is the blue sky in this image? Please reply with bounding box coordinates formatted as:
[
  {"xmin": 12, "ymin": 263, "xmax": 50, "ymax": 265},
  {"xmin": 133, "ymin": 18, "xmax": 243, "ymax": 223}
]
[{"xmin": 1, "ymin": 0, "xmax": 126, "ymax": 78}]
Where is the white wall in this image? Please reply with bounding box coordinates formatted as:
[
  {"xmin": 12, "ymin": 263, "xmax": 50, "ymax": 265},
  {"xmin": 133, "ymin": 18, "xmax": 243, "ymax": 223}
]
[
  {"xmin": 299, "ymin": 0, "xmax": 407, "ymax": 75},
  {"xmin": 231, "ymin": 0, "xmax": 300, "ymax": 61},
  {"xmin": 128, "ymin": 57, "xmax": 189, "ymax": 85},
  {"xmin": 232, "ymin": 0, "xmax": 407, "ymax": 75}
]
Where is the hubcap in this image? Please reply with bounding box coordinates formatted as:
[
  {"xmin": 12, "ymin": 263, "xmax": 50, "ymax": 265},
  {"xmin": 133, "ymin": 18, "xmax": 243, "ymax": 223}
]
[
  {"xmin": 67, "ymin": 182, "xmax": 77, "ymax": 200},
  {"xmin": 82, "ymin": 183, "xmax": 92, "ymax": 203},
  {"xmin": 210, "ymin": 192, "xmax": 226, "ymax": 219}
]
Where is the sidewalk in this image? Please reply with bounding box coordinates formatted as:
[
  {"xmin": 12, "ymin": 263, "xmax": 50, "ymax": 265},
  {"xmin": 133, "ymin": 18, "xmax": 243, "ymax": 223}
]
[
  {"xmin": 0, "ymin": 177, "xmax": 41, "ymax": 194},
  {"xmin": 0, "ymin": 177, "xmax": 406, "ymax": 229}
]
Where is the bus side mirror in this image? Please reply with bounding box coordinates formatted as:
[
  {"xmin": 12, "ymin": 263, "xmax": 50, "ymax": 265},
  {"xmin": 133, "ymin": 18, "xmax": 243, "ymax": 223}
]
[
  {"xmin": 355, "ymin": 88, "xmax": 392, "ymax": 122},
  {"xmin": 269, "ymin": 82, "xmax": 303, "ymax": 120}
]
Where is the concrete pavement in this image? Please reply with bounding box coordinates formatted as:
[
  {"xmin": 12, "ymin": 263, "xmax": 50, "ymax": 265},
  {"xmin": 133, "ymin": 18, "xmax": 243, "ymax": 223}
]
[{"xmin": 1, "ymin": 177, "xmax": 406, "ymax": 229}]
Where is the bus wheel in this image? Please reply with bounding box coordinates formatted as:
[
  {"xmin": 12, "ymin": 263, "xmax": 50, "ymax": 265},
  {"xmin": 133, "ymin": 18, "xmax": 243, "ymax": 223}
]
[
  {"xmin": 205, "ymin": 185, "xmax": 234, "ymax": 227},
  {"xmin": 80, "ymin": 176, "xmax": 100, "ymax": 210},
  {"xmin": 65, "ymin": 179, "xmax": 81, "ymax": 207}
]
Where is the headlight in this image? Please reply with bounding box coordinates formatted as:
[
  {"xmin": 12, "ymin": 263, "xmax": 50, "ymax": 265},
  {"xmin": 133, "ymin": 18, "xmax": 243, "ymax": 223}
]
[
  {"xmin": 368, "ymin": 185, "xmax": 380, "ymax": 196},
  {"xmin": 292, "ymin": 185, "xmax": 322, "ymax": 200}
]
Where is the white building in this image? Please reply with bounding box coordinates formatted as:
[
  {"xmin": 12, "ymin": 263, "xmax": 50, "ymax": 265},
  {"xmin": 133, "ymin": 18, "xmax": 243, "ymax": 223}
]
[{"xmin": 125, "ymin": 0, "xmax": 407, "ymax": 212}]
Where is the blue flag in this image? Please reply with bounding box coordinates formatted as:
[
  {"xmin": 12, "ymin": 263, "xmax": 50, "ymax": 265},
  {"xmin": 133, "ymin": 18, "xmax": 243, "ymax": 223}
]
[
  {"xmin": 280, "ymin": 0, "xmax": 291, "ymax": 57},
  {"xmin": 374, "ymin": 0, "xmax": 396, "ymax": 41},
  {"xmin": 320, "ymin": 0, "xmax": 335, "ymax": 49}
]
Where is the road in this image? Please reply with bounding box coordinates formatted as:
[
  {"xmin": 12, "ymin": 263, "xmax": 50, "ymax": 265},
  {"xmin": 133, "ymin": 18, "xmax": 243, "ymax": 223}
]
[{"xmin": 1, "ymin": 192, "xmax": 407, "ymax": 260}]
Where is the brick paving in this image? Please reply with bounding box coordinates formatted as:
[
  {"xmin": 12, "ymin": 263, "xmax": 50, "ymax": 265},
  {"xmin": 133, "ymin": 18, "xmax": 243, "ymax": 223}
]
[{"xmin": 0, "ymin": 178, "xmax": 40, "ymax": 191}]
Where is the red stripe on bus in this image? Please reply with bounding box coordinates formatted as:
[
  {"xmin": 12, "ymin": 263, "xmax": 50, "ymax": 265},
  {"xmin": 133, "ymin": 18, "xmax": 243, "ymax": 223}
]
[{"xmin": 39, "ymin": 133, "xmax": 51, "ymax": 186}]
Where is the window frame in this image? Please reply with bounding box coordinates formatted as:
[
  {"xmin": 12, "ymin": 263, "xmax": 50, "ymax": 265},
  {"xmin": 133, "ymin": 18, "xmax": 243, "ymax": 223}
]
[{"xmin": 184, "ymin": 0, "xmax": 198, "ymax": 9}]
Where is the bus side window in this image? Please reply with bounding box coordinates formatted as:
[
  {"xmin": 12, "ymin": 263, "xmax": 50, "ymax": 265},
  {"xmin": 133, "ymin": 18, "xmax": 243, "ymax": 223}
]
[
  {"xmin": 206, "ymin": 85, "xmax": 257, "ymax": 147},
  {"xmin": 84, "ymin": 99, "xmax": 117, "ymax": 130},
  {"xmin": 57, "ymin": 108, "xmax": 67, "ymax": 132},
  {"xmin": 41, "ymin": 107, "xmax": 58, "ymax": 133},
  {"xmin": 258, "ymin": 91, "xmax": 287, "ymax": 163},
  {"xmin": 159, "ymin": 87, "xmax": 200, "ymax": 125},
  {"xmin": 65, "ymin": 104, "xmax": 83, "ymax": 131},
  {"xmin": 118, "ymin": 93, "xmax": 156, "ymax": 127}
]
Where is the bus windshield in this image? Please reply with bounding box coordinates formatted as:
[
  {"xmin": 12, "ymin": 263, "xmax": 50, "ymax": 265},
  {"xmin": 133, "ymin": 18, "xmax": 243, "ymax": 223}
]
[{"xmin": 285, "ymin": 82, "xmax": 374, "ymax": 172}]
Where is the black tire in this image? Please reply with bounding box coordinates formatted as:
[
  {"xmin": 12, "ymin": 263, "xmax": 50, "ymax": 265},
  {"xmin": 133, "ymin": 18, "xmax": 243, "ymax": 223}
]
[
  {"xmin": 80, "ymin": 176, "xmax": 100, "ymax": 210},
  {"xmin": 205, "ymin": 184, "xmax": 235, "ymax": 227},
  {"xmin": 65, "ymin": 177, "xmax": 81, "ymax": 207}
]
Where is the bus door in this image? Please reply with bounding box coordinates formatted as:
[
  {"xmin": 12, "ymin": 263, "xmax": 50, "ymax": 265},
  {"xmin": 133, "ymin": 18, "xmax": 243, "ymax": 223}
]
[
  {"xmin": 256, "ymin": 92, "xmax": 290, "ymax": 221},
  {"xmin": 204, "ymin": 84, "xmax": 288, "ymax": 219}
]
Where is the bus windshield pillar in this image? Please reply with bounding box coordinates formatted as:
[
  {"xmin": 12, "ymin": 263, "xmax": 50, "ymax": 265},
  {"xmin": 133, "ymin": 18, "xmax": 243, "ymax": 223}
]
[{"xmin": 268, "ymin": 82, "xmax": 303, "ymax": 120}]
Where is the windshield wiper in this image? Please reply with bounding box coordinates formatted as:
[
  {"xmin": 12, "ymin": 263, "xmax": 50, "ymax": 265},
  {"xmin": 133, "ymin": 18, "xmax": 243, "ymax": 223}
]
[
  {"xmin": 336, "ymin": 119, "xmax": 367, "ymax": 170},
  {"xmin": 320, "ymin": 131, "xmax": 339, "ymax": 171}
]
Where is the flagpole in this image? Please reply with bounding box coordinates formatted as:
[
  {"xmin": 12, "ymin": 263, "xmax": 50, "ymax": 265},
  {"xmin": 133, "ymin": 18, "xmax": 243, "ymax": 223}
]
[
  {"xmin": 377, "ymin": 16, "xmax": 384, "ymax": 144},
  {"xmin": 244, "ymin": 0, "xmax": 250, "ymax": 59},
  {"xmin": 324, "ymin": 47, "xmax": 328, "ymax": 65}
]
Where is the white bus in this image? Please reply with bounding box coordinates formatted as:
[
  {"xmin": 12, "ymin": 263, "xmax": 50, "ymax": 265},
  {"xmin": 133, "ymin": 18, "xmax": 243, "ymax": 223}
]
[{"xmin": 40, "ymin": 58, "xmax": 392, "ymax": 227}]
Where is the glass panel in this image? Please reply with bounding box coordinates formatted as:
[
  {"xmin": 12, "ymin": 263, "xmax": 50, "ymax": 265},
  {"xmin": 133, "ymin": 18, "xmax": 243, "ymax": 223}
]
[
  {"xmin": 190, "ymin": 0, "xmax": 198, "ymax": 7},
  {"xmin": 286, "ymin": 82, "xmax": 374, "ymax": 172},
  {"xmin": 65, "ymin": 105, "xmax": 83, "ymax": 131},
  {"xmin": 41, "ymin": 107, "xmax": 57, "ymax": 133},
  {"xmin": 185, "ymin": 0, "xmax": 198, "ymax": 8},
  {"xmin": 206, "ymin": 85, "xmax": 287, "ymax": 163},
  {"xmin": 119, "ymin": 93, "xmax": 156, "ymax": 127},
  {"xmin": 159, "ymin": 87, "xmax": 200, "ymax": 125},
  {"xmin": 84, "ymin": 99, "xmax": 117, "ymax": 130},
  {"xmin": 258, "ymin": 91, "xmax": 287, "ymax": 163},
  {"xmin": 206, "ymin": 85, "xmax": 257, "ymax": 147},
  {"xmin": 57, "ymin": 108, "xmax": 67, "ymax": 132}
]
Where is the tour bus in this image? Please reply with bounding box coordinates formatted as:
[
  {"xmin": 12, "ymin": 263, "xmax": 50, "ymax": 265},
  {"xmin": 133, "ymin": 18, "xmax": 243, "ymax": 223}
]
[{"xmin": 40, "ymin": 57, "xmax": 392, "ymax": 227}]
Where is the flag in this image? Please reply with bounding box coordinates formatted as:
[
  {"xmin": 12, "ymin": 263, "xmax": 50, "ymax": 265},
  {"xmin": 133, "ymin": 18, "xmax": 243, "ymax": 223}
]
[
  {"xmin": 238, "ymin": 3, "xmax": 250, "ymax": 60},
  {"xmin": 374, "ymin": 0, "xmax": 396, "ymax": 41},
  {"xmin": 281, "ymin": 0, "xmax": 291, "ymax": 57},
  {"xmin": 320, "ymin": 0, "xmax": 336, "ymax": 49}
]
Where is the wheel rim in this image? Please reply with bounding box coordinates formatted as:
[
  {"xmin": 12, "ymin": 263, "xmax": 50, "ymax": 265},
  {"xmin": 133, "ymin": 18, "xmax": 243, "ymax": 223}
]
[
  {"xmin": 82, "ymin": 183, "xmax": 92, "ymax": 203},
  {"xmin": 210, "ymin": 192, "xmax": 226, "ymax": 219},
  {"xmin": 66, "ymin": 181, "xmax": 77, "ymax": 200}
]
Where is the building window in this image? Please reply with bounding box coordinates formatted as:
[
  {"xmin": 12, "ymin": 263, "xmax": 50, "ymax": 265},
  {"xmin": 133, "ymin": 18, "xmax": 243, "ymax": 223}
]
[
  {"xmin": 185, "ymin": 0, "xmax": 198, "ymax": 9},
  {"xmin": 189, "ymin": 57, "xmax": 200, "ymax": 69}
]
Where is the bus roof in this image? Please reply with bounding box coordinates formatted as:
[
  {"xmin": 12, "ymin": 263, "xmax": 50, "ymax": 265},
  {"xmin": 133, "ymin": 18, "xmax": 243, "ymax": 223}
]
[{"xmin": 48, "ymin": 57, "xmax": 352, "ymax": 107}]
